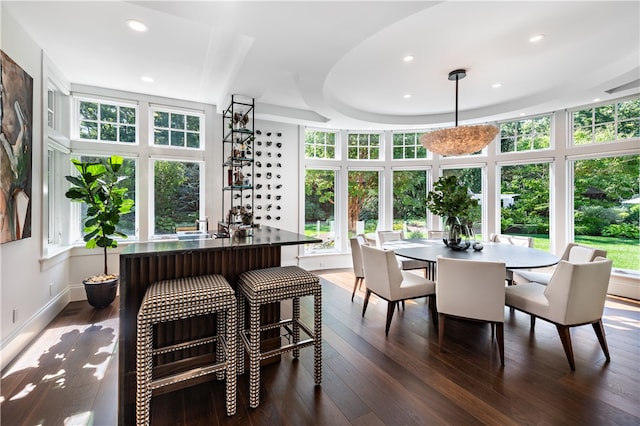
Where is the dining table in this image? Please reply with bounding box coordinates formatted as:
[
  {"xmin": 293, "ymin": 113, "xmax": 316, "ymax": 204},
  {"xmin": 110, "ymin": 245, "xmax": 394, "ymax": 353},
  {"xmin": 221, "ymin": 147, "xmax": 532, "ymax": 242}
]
[{"xmin": 383, "ymin": 239, "xmax": 561, "ymax": 280}]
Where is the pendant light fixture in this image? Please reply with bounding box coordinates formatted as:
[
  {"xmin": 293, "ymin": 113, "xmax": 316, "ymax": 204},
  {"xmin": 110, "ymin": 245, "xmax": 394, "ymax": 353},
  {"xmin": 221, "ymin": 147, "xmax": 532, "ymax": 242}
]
[{"xmin": 420, "ymin": 69, "xmax": 499, "ymax": 155}]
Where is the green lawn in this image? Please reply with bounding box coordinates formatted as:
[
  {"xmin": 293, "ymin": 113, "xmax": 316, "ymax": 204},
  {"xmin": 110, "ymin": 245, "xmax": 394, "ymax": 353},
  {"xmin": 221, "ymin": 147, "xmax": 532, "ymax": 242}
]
[{"xmin": 510, "ymin": 234, "xmax": 639, "ymax": 272}]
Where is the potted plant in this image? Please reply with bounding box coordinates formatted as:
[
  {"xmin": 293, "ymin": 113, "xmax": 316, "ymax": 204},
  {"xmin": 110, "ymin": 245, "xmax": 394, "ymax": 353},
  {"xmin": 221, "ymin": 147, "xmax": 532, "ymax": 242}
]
[
  {"xmin": 426, "ymin": 175, "xmax": 478, "ymax": 249},
  {"xmin": 65, "ymin": 155, "xmax": 134, "ymax": 308}
]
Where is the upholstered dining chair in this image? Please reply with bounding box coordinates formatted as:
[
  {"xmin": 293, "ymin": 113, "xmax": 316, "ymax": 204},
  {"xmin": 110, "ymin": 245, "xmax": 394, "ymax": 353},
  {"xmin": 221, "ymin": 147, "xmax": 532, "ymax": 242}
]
[
  {"xmin": 360, "ymin": 245, "xmax": 437, "ymax": 335},
  {"xmin": 505, "ymin": 257, "xmax": 613, "ymax": 370},
  {"xmin": 436, "ymin": 256, "xmax": 507, "ymax": 366},
  {"xmin": 427, "ymin": 230, "xmax": 445, "ymax": 240},
  {"xmin": 513, "ymin": 243, "xmax": 607, "ymax": 285},
  {"xmin": 490, "ymin": 233, "xmax": 533, "ymax": 248},
  {"xmin": 377, "ymin": 230, "xmax": 430, "ymax": 276},
  {"xmin": 490, "ymin": 234, "xmax": 533, "ymax": 284},
  {"xmin": 349, "ymin": 234, "xmax": 368, "ymax": 301}
]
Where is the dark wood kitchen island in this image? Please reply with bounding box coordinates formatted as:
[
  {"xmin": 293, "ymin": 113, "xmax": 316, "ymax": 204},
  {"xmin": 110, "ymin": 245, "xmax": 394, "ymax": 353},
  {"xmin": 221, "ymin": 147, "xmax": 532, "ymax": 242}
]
[{"xmin": 117, "ymin": 226, "xmax": 320, "ymax": 425}]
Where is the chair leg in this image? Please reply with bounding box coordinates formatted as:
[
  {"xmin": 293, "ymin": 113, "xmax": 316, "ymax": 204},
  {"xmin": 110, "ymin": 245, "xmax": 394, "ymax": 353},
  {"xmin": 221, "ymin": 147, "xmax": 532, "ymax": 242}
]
[
  {"xmin": 555, "ymin": 324, "xmax": 576, "ymax": 371},
  {"xmin": 362, "ymin": 289, "xmax": 372, "ymax": 317},
  {"xmin": 496, "ymin": 322, "xmax": 504, "ymax": 366},
  {"xmin": 592, "ymin": 320, "xmax": 611, "ymax": 363},
  {"xmin": 530, "ymin": 315, "xmax": 536, "ymax": 330},
  {"xmin": 429, "ymin": 296, "xmax": 438, "ymax": 328},
  {"xmin": 351, "ymin": 277, "xmax": 361, "ymax": 302},
  {"xmin": 401, "ymin": 300, "xmax": 405, "ymax": 311},
  {"xmin": 438, "ymin": 313, "xmax": 446, "ymax": 352},
  {"xmin": 385, "ymin": 301, "xmax": 396, "ymax": 335}
]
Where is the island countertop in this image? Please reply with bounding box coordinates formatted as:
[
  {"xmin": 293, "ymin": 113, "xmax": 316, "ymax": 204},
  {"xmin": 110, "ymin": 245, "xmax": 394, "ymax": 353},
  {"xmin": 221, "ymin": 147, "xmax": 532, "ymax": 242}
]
[
  {"xmin": 120, "ymin": 226, "xmax": 321, "ymax": 257},
  {"xmin": 118, "ymin": 226, "xmax": 320, "ymax": 425}
]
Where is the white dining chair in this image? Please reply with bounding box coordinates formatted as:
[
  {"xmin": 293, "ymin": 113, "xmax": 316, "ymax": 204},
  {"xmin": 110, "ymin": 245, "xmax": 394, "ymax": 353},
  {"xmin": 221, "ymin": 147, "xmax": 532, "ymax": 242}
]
[
  {"xmin": 436, "ymin": 256, "xmax": 507, "ymax": 366},
  {"xmin": 377, "ymin": 230, "xmax": 430, "ymax": 276},
  {"xmin": 490, "ymin": 234, "xmax": 533, "ymax": 284},
  {"xmin": 349, "ymin": 234, "xmax": 368, "ymax": 301},
  {"xmin": 505, "ymin": 257, "xmax": 613, "ymax": 370},
  {"xmin": 513, "ymin": 243, "xmax": 607, "ymax": 285},
  {"xmin": 360, "ymin": 245, "xmax": 437, "ymax": 335}
]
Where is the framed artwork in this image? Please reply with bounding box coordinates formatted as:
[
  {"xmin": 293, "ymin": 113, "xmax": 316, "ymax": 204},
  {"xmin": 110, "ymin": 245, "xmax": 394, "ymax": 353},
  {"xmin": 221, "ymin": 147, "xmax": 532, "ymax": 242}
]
[{"xmin": 1, "ymin": 50, "xmax": 33, "ymax": 244}]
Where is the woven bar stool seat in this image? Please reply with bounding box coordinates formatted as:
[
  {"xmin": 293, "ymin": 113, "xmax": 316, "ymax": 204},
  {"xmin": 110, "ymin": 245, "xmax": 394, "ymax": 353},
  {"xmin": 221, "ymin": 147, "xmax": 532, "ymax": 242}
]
[
  {"xmin": 237, "ymin": 266, "xmax": 322, "ymax": 408},
  {"xmin": 136, "ymin": 274, "xmax": 237, "ymax": 425}
]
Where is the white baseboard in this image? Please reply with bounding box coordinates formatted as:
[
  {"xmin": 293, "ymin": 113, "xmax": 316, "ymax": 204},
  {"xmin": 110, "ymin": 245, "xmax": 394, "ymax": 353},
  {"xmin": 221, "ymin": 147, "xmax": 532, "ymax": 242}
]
[
  {"xmin": 608, "ymin": 273, "xmax": 640, "ymax": 300},
  {"xmin": 1, "ymin": 289, "xmax": 70, "ymax": 371}
]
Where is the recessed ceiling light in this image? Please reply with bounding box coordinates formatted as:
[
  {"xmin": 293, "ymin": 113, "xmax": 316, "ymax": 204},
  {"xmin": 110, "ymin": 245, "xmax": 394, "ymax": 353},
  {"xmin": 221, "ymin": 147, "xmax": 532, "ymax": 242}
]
[
  {"xmin": 141, "ymin": 76, "xmax": 154, "ymax": 83},
  {"xmin": 529, "ymin": 34, "xmax": 545, "ymax": 43},
  {"xmin": 127, "ymin": 19, "xmax": 147, "ymax": 32},
  {"xmin": 492, "ymin": 83, "xmax": 502, "ymax": 89},
  {"xmin": 403, "ymin": 94, "xmax": 412, "ymax": 99},
  {"xmin": 593, "ymin": 98, "xmax": 601, "ymax": 102},
  {"xmin": 519, "ymin": 113, "xmax": 526, "ymax": 116},
  {"xmin": 403, "ymin": 55, "xmax": 414, "ymax": 62}
]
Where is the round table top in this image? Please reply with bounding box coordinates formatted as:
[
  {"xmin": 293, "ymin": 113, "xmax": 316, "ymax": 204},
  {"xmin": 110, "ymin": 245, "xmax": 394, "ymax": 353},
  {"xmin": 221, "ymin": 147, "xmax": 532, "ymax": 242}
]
[{"xmin": 387, "ymin": 239, "xmax": 560, "ymax": 270}]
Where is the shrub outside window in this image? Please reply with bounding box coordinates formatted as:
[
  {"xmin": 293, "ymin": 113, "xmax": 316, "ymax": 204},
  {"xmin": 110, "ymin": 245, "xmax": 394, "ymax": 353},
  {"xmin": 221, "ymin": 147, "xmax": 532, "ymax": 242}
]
[{"xmin": 304, "ymin": 168, "xmax": 337, "ymax": 252}]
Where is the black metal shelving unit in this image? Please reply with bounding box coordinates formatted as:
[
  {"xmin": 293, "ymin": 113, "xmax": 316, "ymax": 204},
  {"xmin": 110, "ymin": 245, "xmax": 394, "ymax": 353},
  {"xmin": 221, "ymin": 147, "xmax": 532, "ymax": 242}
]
[{"xmin": 219, "ymin": 95, "xmax": 254, "ymax": 234}]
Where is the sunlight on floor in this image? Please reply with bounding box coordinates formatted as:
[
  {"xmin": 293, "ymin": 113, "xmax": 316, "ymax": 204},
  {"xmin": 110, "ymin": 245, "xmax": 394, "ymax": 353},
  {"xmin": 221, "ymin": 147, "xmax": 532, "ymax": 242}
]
[
  {"xmin": 64, "ymin": 410, "xmax": 93, "ymax": 425},
  {"xmin": 8, "ymin": 382, "xmax": 36, "ymax": 401}
]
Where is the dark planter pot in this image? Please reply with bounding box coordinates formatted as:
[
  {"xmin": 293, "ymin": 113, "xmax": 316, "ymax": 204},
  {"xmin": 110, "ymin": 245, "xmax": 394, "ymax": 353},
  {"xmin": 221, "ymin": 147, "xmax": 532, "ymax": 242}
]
[{"xmin": 83, "ymin": 277, "xmax": 118, "ymax": 309}]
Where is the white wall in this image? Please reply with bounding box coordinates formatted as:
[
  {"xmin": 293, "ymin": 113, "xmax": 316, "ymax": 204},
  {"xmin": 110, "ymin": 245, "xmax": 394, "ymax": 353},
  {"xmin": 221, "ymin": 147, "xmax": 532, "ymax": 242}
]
[{"xmin": 1, "ymin": 9, "xmax": 70, "ymax": 370}]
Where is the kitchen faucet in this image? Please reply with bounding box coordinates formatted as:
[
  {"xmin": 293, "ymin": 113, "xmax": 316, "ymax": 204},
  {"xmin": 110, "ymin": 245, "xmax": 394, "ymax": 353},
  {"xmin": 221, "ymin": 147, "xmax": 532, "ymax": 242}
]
[{"xmin": 195, "ymin": 217, "xmax": 208, "ymax": 233}]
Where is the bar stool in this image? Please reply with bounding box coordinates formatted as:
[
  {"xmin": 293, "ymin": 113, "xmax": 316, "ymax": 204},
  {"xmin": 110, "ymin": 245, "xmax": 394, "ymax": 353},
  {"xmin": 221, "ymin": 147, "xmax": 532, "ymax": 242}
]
[
  {"xmin": 237, "ymin": 266, "xmax": 322, "ymax": 408},
  {"xmin": 136, "ymin": 274, "xmax": 237, "ymax": 425}
]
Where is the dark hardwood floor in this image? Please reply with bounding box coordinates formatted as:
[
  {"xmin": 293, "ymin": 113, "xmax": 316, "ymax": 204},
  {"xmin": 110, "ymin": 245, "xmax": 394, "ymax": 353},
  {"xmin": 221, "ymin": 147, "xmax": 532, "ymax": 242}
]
[{"xmin": 2, "ymin": 269, "xmax": 639, "ymax": 425}]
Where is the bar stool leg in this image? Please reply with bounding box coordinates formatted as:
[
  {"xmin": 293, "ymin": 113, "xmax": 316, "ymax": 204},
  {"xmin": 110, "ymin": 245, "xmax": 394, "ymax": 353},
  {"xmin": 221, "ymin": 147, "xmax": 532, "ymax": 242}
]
[
  {"xmin": 136, "ymin": 321, "xmax": 153, "ymax": 426},
  {"xmin": 216, "ymin": 310, "xmax": 226, "ymax": 380},
  {"xmin": 225, "ymin": 303, "xmax": 237, "ymax": 416},
  {"xmin": 248, "ymin": 302, "xmax": 261, "ymax": 408},
  {"xmin": 236, "ymin": 291, "xmax": 245, "ymax": 374},
  {"xmin": 313, "ymin": 289, "xmax": 322, "ymax": 385},
  {"xmin": 292, "ymin": 296, "xmax": 300, "ymax": 358}
]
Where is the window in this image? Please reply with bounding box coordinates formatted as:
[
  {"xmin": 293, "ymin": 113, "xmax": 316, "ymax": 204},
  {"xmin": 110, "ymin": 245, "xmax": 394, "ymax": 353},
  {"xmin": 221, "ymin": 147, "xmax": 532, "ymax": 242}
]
[
  {"xmin": 152, "ymin": 108, "xmax": 203, "ymax": 149},
  {"xmin": 392, "ymin": 132, "xmax": 427, "ymax": 159},
  {"xmin": 393, "ymin": 169, "xmax": 428, "ymax": 237},
  {"xmin": 77, "ymin": 98, "xmax": 137, "ymax": 143},
  {"xmin": 572, "ymin": 154, "xmax": 639, "ymax": 272},
  {"xmin": 71, "ymin": 155, "xmax": 137, "ymax": 242},
  {"xmin": 572, "ymin": 97, "xmax": 640, "ymax": 145},
  {"xmin": 304, "ymin": 169, "xmax": 337, "ymax": 252},
  {"xmin": 347, "ymin": 133, "xmax": 381, "ymax": 160},
  {"xmin": 47, "ymin": 88, "xmax": 55, "ymax": 129},
  {"xmin": 499, "ymin": 115, "xmax": 551, "ymax": 153},
  {"xmin": 348, "ymin": 170, "xmax": 380, "ymax": 235},
  {"xmin": 499, "ymin": 162, "xmax": 550, "ymax": 249},
  {"xmin": 153, "ymin": 159, "xmax": 202, "ymax": 235},
  {"xmin": 305, "ymin": 129, "xmax": 336, "ymax": 159},
  {"xmin": 442, "ymin": 167, "xmax": 483, "ymax": 237}
]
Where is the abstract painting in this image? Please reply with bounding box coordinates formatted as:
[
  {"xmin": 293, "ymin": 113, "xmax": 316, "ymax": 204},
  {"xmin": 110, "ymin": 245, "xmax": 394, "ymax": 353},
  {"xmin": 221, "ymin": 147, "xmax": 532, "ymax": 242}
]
[{"xmin": 1, "ymin": 50, "xmax": 33, "ymax": 243}]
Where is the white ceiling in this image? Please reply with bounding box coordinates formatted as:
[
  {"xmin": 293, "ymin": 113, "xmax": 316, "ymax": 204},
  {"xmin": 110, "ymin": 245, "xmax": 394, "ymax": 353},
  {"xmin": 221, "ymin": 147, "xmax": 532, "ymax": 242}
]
[{"xmin": 4, "ymin": 1, "xmax": 640, "ymax": 130}]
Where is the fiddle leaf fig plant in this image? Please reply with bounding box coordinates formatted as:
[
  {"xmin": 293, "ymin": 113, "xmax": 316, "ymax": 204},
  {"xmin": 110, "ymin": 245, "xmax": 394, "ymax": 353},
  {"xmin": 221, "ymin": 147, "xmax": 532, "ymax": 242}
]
[{"xmin": 65, "ymin": 155, "xmax": 134, "ymax": 279}]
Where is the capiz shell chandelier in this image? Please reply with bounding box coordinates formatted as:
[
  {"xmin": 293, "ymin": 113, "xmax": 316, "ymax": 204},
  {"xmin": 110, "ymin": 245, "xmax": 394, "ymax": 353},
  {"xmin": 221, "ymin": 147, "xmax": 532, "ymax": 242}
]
[{"xmin": 420, "ymin": 69, "xmax": 499, "ymax": 155}]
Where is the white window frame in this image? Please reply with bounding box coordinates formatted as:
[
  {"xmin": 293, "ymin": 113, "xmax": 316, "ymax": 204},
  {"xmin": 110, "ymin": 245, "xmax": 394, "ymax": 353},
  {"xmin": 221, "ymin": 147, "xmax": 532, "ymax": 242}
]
[
  {"xmin": 74, "ymin": 96, "xmax": 139, "ymax": 144},
  {"xmin": 149, "ymin": 105, "xmax": 205, "ymax": 150}
]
